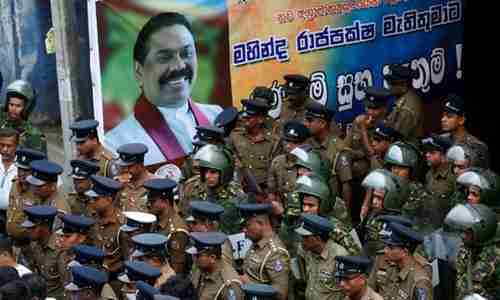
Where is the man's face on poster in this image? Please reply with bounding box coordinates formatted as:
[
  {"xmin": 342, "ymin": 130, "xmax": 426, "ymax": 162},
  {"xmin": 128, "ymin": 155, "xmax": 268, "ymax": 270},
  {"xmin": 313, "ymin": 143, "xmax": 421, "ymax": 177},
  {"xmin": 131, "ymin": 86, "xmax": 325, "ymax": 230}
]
[{"xmin": 135, "ymin": 24, "xmax": 198, "ymax": 106}]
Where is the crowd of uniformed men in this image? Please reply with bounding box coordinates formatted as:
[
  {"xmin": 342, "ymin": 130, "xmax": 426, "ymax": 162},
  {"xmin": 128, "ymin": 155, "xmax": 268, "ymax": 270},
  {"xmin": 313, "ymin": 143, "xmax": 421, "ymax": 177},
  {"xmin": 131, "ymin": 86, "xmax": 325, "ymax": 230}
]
[{"xmin": 0, "ymin": 64, "xmax": 498, "ymax": 300}]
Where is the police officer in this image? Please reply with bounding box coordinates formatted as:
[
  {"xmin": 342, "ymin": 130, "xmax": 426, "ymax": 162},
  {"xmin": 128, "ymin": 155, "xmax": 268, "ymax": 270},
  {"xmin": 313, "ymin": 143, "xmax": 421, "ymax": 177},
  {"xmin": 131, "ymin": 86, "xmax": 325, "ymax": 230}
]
[
  {"xmin": 68, "ymin": 245, "xmax": 119, "ymax": 300},
  {"xmin": 181, "ymin": 125, "xmax": 226, "ymax": 180},
  {"xmin": 181, "ymin": 144, "xmax": 247, "ymax": 234},
  {"xmin": 378, "ymin": 142, "xmax": 433, "ymax": 234},
  {"xmin": 230, "ymin": 98, "xmax": 276, "ymax": 191},
  {"xmin": 440, "ymin": 94, "xmax": 489, "ymax": 168},
  {"xmin": 384, "ymin": 64, "xmax": 423, "ymax": 142},
  {"xmin": 144, "ymin": 178, "xmax": 190, "ymax": 275},
  {"xmin": 70, "ymin": 119, "xmax": 116, "ymax": 177},
  {"xmin": 239, "ymin": 203, "xmax": 290, "ymax": 300},
  {"xmin": 357, "ymin": 168, "xmax": 409, "ymax": 256},
  {"xmin": 20, "ymin": 205, "xmax": 63, "ymax": 297},
  {"xmin": 445, "ymin": 204, "xmax": 499, "ymax": 299},
  {"xmin": 186, "ymin": 232, "xmax": 243, "ymax": 300},
  {"xmin": 186, "ymin": 201, "xmax": 234, "ymax": 269},
  {"xmin": 446, "ymin": 143, "xmax": 479, "ymax": 177},
  {"xmin": 1, "ymin": 80, "xmax": 46, "ymax": 152},
  {"xmin": 454, "ymin": 168, "xmax": 500, "ymax": 217},
  {"xmin": 375, "ymin": 222, "xmax": 433, "ymax": 300},
  {"xmin": 118, "ymin": 261, "xmax": 162, "ymax": 299},
  {"xmin": 267, "ymin": 121, "xmax": 311, "ymax": 220},
  {"xmin": 348, "ymin": 86, "xmax": 392, "ymax": 159},
  {"xmin": 130, "ymin": 233, "xmax": 176, "ymax": 287},
  {"xmin": 335, "ymin": 256, "xmax": 383, "ymax": 300},
  {"xmin": 295, "ymin": 174, "xmax": 360, "ymax": 255},
  {"xmin": 6, "ymin": 148, "xmax": 46, "ymax": 238},
  {"xmin": 64, "ymin": 265, "xmax": 111, "ymax": 300},
  {"xmin": 421, "ymin": 135, "xmax": 456, "ymax": 228},
  {"xmin": 276, "ymin": 74, "xmax": 312, "ymax": 133},
  {"xmin": 369, "ymin": 123, "xmax": 403, "ymax": 171},
  {"xmin": 302, "ymin": 101, "xmax": 337, "ymax": 160},
  {"xmin": 295, "ymin": 213, "xmax": 348, "ymax": 300},
  {"xmin": 68, "ymin": 159, "xmax": 100, "ymax": 216},
  {"xmin": 241, "ymin": 283, "xmax": 280, "ymax": 300},
  {"xmin": 249, "ymin": 86, "xmax": 280, "ymax": 137},
  {"xmin": 120, "ymin": 211, "xmax": 157, "ymax": 260},
  {"xmin": 115, "ymin": 143, "xmax": 158, "ymax": 212},
  {"xmin": 85, "ymin": 175, "xmax": 125, "ymax": 274},
  {"xmin": 26, "ymin": 159, "xmax": 71, "ymax": 214}
]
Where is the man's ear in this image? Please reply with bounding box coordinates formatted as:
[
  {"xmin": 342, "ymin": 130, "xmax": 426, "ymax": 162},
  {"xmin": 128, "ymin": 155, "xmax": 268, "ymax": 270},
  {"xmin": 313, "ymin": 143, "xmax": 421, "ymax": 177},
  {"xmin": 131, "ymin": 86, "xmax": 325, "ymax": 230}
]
[
  {"xmin": 458, "ymin": 115, "xmax": 466, "ymax": 126},
  {"xmin": 134, "ymin": 61, "xmax": 144, "ymax": 87}
]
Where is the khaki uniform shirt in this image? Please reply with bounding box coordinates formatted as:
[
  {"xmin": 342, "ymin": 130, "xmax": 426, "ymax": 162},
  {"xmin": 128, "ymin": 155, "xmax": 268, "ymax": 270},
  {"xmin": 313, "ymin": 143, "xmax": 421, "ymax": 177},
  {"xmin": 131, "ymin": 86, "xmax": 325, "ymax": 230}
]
[
  {"xmin": 23, "ymin": 235, "xmax": 63, "ymax": 297},
  {"xmin": 385, "ymin": 89, "xmax": 423, "ymax": 143},
  {"xmin": 93, "ymin": 209, "xmax": 125, "ymax": 273},
  {"xmin": 303, "ymin": 239, "xmax": 348, "ymax": 300},
  {"xmin": 267, "ymin": 154, "xmax": 297, "ymax": 206},
  {"xmin": 243, "ymin": 234, "xmax": 290, "ymax": 298},
  {"xmin": 192, "ymin": 262, "xmax": 243, "ymax": 300},
  {"xmin": 67, "ymin": 192, "xmax": 95, "ymax": 216},
  {"xmin": 80, "ymin": 145, "xmax": 116, "ymax": 178},
  {"xmin": 117, "ymin": 172, "xmax": 158, "ymax": 212},
  {"xmin": 230, "ymin": 129, "xmax": 275, "ymax": 186},
  {"xmin": 380, "ymin": 256, "xmax": 433, "ymax": 300},
  {"xmin": 424, "ymin": 162, "xmax": 456, "ymax": 227},
  {"xmin": 360, "ymin": 286, "xmax": 384, "ymax": 300},
  {"xmin": 154, "ymin": 211, "xmax": 190, "ymax": 275},
  {"xmin": 6, "ymin": 180, "xmax": 32, "ymax": 238}
]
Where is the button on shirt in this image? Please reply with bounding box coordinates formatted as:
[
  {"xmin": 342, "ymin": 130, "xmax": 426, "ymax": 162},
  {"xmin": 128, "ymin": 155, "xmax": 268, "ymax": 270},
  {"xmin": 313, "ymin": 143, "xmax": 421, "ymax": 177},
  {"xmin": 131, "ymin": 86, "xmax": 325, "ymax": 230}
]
[{"xmin": 0, "ymin": 159, "xmax": 17, "ymax": 209}]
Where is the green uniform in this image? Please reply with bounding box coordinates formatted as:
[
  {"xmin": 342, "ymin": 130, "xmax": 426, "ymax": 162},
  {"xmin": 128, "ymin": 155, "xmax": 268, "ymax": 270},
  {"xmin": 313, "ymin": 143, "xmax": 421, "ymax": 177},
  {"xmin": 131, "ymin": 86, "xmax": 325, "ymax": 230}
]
[
  {"xmin": 442, "ymin": 132, "xmax": 490, "ymax": 169},
  {"xmin": 268, "ymin": 154, "xmax": 298, "ymax": 211},
  {"xmin": 0, "ymin": 113, "xmax": 47, "ymax": 153},
  {"xmin": 191, "ymin": 261, "xmax": 243, "ymax": 300},
  {"xmin": 180, "ymin": 178, "xmax": 247, "ymax": 234},
  {"xmin": 401, "ymin": 181, "xmax": 434, "ymax": 235},
  {"xmin": 455, "ymin": 243, "xmax": 500, "ymax": 299},
  {"xmin": 424, "ymin": 162, "xmax": 456, "ymax": 228},
  {"xmin": 116, "ymin": 172, "xmax": 157, "ymax": 212},
  {"xmin": 302, "ymin": 239, "xmax": 349, "ymax": 300},
  {"xmin": 385, "ymin": 89, "xmax": 424, "ymax": 143},
  {"xmin": 67, "ymin": 192, "xmax": 95, "ymax": 216},
  {"xmin": 6, "ymin": 180, "xmax": 33, "ymax": 238}
]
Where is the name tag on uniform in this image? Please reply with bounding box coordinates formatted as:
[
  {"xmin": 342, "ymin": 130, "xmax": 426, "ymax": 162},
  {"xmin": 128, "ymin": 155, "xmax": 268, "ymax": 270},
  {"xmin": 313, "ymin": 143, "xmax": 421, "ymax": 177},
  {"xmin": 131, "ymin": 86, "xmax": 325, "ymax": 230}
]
[{"xmin": 228, "ymin": 233, "xmax": 252, "ymax": 259}]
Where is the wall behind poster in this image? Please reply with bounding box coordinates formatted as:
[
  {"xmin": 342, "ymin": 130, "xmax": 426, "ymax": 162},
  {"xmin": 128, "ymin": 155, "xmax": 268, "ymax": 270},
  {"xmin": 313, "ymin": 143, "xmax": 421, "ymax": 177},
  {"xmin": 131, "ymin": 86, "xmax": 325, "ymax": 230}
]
[
  {"xmin": 96, "ymin": 0, "xmax": 232, "ymax": 132},
  {"xmin": 0, "ymin": 0, "xmax": 59, "ymax": 119},
  {"xmin": 227, "ymin": 0, "xmax": 464, "ymax": 124}
]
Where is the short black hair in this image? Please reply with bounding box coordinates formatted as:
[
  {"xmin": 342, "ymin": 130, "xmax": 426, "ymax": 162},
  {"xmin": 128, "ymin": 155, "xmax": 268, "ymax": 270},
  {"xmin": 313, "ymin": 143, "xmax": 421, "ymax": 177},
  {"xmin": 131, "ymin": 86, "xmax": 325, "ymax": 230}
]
[
  {"xmin": 133, "ymin": 12, "xmax": 194, "ymax": 65},
  {"xmin": 0, "ymin": 128, "xmax": 18, "ymax": 141},
  {"xmin": 159, "ymin": 275, "xmax": 198, "ymax": 300},
  {"xmin": 0, "ymin": 237, "xmax": 13, "ymax": 257}
]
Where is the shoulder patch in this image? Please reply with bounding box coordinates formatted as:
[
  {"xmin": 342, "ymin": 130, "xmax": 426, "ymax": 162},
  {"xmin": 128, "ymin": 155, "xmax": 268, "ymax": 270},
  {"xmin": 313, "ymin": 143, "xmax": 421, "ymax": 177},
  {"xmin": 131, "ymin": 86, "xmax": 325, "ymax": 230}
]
[{"xmin": 273, "ymin": 259, "xmax": 284, "ymax": 272}]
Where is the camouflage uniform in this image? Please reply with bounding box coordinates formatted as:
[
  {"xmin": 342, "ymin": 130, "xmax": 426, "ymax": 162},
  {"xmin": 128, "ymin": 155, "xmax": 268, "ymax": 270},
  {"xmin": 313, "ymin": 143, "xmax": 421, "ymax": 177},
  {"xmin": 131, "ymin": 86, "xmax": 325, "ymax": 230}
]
[
  {"xmin": 402, "ymin": 181, "xmax": 434, "ymax": 234},
  {"xmin": 385, "ymin": 88, "xmax": 423, "ymax": 143},
  {"xmin": 243, "ymin": 233, "xmax": 290, "ymax": 298},
  {"xmin": 455, "ymin": 244, "xmax": 500, "ymax": 299},
  {"xmin": 0, "ymin": 116, "xmax": 47, "ymax": 153},
  {"xmin": 302, "ymin": 239, "xmax": 348, "ymax": 300},
  {"xmin": 181, "ymin": 179, "xmax": 247, "ymax": 234},
  {"xmin": 424, "ymin": 162, "xmax": 456, "ymax": 227},
  {"xmin": 153, "ymin": 211, "xmax": 190, "ymax": 275},
  {"xmin": 192, "ymin": 262, "xmax": 243, "ymax": 300}
]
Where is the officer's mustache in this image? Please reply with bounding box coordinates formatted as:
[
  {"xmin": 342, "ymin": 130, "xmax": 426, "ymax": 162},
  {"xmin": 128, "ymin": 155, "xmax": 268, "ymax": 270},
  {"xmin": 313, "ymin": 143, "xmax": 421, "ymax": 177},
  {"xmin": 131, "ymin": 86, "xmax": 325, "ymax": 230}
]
[{"xmin": 159, "ymin": 67, "xmax": 193, "ymax": 85}]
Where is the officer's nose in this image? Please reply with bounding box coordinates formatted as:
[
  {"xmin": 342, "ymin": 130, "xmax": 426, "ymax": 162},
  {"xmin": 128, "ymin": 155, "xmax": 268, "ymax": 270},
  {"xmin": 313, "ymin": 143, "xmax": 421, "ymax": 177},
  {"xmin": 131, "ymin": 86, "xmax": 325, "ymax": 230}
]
[{"xmin": 169, "ymin": 53, "xmax": 186, "ymax": 71}]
